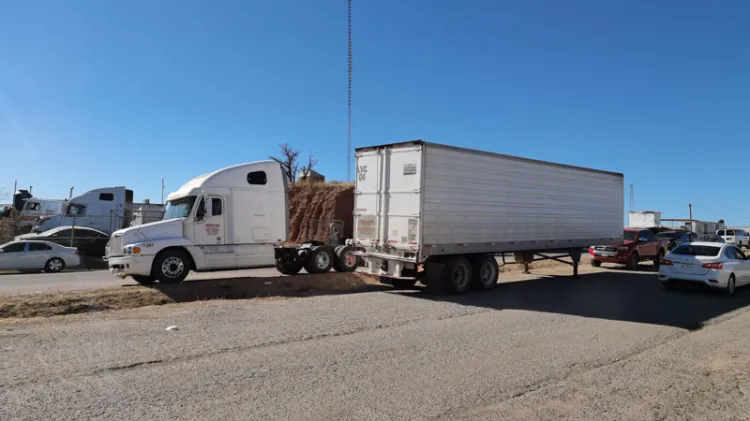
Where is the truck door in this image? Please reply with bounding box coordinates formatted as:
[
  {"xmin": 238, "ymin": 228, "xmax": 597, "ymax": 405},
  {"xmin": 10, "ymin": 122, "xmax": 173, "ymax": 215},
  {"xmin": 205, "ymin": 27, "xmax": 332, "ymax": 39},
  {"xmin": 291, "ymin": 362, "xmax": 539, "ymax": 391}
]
[
  {"xmin": 193, "ymin": 196, "xmax": 235, "ymax": 269},
  {"xmin": 637, "ymin": 230, "xmax": 657, "ymax": 257}
]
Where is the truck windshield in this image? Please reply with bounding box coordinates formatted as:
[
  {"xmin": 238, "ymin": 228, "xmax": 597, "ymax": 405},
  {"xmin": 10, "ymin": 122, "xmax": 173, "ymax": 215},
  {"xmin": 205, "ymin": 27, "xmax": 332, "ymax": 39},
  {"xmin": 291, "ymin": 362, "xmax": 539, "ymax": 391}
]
[
  {"xmin": 623, "ymin": 231, "xmax": 637, "ymax": 241},
  {"xmin": 164, "ymin": 196, "xmax": 196, "ymax": 220}
]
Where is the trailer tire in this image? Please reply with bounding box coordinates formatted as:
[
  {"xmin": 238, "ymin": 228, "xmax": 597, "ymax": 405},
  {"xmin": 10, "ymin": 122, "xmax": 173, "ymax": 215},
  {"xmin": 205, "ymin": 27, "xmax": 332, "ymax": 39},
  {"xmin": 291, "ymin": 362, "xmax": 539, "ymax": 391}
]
[
  {"xmin": 153, "ymin": 249, "xmax": 191, "ymax": 284},
  {"xmin": 471, "ymin": 255, "xmax": 499, "ymax": 290},
  {"xmin": 276, "ymin": 258, "xmax": 303, "ymax": 275},
  {"xmin": 445, "ymin": 256, "xmax": 472, "ymax": 294},
  {"xmin": 333, "ymin": 245, "xmax": 358, "ymax": 272},
  {"xmin": 303, "ymin": 245, "xmax": 334, "ymax": 274},
  {"xmin": 590, "ymin": 259, "xmax": 602, "ymax": 267},
  {"xmin": 132, "ymin": 275, "xmax": 156, "ymax": 285}
]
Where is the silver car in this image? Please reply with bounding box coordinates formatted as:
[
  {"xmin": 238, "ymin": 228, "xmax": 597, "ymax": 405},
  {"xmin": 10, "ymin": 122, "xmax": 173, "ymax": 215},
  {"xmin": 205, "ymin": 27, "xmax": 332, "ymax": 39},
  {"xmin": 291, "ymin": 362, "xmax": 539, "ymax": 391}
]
[{"xmin": 0, "ymin": 240, "xmax": 81, "ymax": 273}]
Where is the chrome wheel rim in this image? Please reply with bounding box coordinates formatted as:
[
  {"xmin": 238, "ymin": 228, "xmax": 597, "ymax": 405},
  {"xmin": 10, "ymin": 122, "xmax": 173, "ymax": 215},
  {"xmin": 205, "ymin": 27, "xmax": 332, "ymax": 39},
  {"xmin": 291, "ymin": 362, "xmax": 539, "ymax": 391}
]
[
  {"xmin": 162, "ymin": 257, "xmax": 185, "ymax": 278},
  {"xmin": 316, "ymin": 251, "xmax": 331, "ymax": 269},
  {"xmin": 48, "ymin": 259, "xmax": 63, "ymax": 272}
]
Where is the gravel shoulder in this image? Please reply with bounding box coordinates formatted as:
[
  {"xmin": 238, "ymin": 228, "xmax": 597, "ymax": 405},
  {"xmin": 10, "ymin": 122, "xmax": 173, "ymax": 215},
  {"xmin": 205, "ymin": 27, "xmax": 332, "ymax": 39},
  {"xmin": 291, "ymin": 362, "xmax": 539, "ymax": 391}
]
[{"xmin": 1, "ymin": 266, "xmax": 749, "ymax": 420}]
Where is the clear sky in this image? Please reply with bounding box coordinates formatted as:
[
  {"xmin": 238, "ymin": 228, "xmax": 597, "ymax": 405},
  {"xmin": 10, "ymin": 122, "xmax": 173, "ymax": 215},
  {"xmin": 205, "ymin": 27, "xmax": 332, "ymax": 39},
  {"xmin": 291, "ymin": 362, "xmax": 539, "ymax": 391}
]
[{"xmin": 1, "ymin": 0, "xmax": 748, "ymax": 225}]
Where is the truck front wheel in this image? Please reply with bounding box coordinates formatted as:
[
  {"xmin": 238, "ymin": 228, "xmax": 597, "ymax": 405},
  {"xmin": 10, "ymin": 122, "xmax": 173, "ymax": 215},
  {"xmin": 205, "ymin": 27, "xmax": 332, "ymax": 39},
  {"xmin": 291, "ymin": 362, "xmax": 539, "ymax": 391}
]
[
  {"xmin": 591, "ymin": 259, "xmax": 602, "ymax": 267},
  {"xmin": 625, "ymin": 252, "xmax": 639, "ymax": 270},
  {"xmin": 303, "ymin": 246, "xmax": 334, "ymax": 274},
  {"xmin": 153, "ymin": 249, "xmax": 191, "ymax": 284}
]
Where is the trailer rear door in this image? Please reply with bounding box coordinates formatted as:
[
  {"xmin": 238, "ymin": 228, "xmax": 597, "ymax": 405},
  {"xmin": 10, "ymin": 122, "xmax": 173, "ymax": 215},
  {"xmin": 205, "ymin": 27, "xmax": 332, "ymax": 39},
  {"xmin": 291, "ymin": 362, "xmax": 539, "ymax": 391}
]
[{"xmin": 354, "ymin": 144, "xmax": 423, "ymax": 249}]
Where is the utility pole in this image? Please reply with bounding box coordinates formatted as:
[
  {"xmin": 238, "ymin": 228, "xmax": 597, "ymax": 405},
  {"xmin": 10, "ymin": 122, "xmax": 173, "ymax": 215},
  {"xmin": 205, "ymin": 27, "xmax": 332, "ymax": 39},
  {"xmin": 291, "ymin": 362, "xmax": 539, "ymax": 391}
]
[
  {"xmin": 688, "ymin": 203, "xmax": 693, "ymax": 231},
  {"xmin": 161, "ymin": 177, "xmax": 165, "ymax": 205},
  {"xmin": 346, "ymin": 0, "xmax": 353, "ymax": 182}
]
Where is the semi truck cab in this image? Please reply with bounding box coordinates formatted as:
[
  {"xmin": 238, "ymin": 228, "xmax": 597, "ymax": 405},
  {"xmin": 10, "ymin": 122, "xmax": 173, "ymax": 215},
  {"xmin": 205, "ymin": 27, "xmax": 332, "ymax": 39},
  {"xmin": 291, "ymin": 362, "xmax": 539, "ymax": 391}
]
[{"xmin": 106, "ymin": 161, "xmax": 288, "ymax": 284}]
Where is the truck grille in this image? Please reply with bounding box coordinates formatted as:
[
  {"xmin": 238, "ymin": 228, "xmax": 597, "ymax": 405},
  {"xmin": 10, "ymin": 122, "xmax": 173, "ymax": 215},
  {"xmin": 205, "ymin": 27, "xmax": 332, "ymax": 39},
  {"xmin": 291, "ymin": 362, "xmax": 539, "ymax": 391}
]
[
  {"xmin": 108, "ymin": 235, "xmax": 123, "ymax": 256},
  {"xmin": 595, "ymin": 246, "xmax": 617, "ymax": 252}
]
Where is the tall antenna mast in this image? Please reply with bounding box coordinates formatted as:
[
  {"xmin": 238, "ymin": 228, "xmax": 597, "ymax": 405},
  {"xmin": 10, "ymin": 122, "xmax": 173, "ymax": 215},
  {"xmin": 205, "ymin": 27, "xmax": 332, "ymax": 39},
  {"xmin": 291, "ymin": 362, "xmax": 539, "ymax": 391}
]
[{"xmin": 346, "ymin": 0, "xmax": 353, "ymax": 182}]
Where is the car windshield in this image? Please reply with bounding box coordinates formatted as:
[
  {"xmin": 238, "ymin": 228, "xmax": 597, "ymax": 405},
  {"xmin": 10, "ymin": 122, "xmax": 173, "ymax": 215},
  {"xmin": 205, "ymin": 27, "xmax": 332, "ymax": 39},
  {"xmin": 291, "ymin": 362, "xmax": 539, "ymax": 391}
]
[
  {"xmin": 164, "ymin": 196, "xmax": 196, "ymax": 220},
  {"xmin": 623, "ymin": 231, "xmax": 637, "ymax": 241},
  {"xmin": 671, "ymin": 245, "xmax": 721, "ymax": 257}
]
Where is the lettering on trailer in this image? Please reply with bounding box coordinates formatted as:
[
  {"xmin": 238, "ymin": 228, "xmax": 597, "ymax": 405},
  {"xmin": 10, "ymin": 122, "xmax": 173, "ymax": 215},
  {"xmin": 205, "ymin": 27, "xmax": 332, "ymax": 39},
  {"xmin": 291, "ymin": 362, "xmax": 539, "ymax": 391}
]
[
  {"xmin": 205, "ymin": 223, "xmax": 221, "ymax": 236},
  {"xmin": 357, "ymin": 164, "xmax": 368, "ymax": 182},
  {"xmin": 357, "ymin": 216, "xmax": 376, "ymax": 239}
]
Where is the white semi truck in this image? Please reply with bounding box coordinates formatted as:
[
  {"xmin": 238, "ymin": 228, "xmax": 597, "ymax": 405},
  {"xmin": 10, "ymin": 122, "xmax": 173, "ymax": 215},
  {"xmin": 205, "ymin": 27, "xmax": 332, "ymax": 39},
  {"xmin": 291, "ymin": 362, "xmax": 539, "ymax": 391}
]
[
  {"xmin": 106, "ymin": 140, "xmax": 623, "ymax": 294},
  {"xmin": 105, "ymin": 161, "xmax": 358, "ymax": 285},
  {"xmin": 350, "ymin": 141, "xmax": 624, "ymax": 293}
]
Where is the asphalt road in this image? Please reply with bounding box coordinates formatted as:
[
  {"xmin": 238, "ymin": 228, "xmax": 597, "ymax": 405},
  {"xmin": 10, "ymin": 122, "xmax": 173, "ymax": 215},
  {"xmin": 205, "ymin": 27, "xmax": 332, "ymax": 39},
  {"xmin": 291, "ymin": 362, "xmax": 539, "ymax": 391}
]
[
  {"xmin": 3, "ymin": 266, "xmax": 750, "ymax": 420},
  {"xmin": 0, "ymin": 267, "xmax": 282, "ymax": 296}
]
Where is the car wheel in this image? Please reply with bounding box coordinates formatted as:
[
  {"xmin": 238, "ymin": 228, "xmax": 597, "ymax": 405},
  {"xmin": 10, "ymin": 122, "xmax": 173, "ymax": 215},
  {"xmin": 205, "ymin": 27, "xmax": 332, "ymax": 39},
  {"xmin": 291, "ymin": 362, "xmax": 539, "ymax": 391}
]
[
  {"xmin": 654, "ymin": 249, "xmax": 665, "ymax": 268},
  {"xmin": 625, "ymin": 253, "xmax": 638, "ymax": 270},
  {"xmin": 726, "ymin": 274, "xmax": 736, "ymax": 295},
  {"xmin": 44, "ymin": 257, "xmax": 65, "ymax": 273},
  {"xmin": 591, "ymin": 259, "xmax": 602, "ymax": 267}
]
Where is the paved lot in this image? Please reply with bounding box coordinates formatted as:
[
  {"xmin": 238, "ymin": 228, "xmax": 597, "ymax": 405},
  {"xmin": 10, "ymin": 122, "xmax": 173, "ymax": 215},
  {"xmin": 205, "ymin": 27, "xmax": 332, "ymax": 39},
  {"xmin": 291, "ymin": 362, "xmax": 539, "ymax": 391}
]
[
  {"xmin": 0, "ymin": 267, "xmax": 282, "ymax": 296},
  {"xmin": 2, "ymin": 266, "xmax": 750, "ymax": 420}
]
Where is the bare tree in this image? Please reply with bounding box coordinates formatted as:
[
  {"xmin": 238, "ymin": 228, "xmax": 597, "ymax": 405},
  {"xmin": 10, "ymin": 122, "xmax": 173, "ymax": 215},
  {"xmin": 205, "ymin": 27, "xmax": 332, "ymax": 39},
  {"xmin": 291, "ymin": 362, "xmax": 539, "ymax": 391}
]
[{"xmin": 270, "ymin": 143, "xmax": 318, "ymax": 185}]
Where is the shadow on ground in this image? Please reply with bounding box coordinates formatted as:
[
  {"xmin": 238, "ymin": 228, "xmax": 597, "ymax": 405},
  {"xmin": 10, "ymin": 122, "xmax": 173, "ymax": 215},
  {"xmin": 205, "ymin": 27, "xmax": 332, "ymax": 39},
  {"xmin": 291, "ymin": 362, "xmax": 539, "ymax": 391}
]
[
  {"xmin": 395, "ymin": 268, "xmax": 750, "ymax": 331},
  {"xmin": 149, "ymin": 272, "xmax": 389, "ymax": 302}
]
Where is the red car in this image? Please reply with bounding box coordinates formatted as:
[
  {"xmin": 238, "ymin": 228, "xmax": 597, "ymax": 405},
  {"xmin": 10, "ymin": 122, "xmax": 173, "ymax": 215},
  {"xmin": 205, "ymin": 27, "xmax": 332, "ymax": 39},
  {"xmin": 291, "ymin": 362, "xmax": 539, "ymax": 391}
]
[{"xmin": 589, "ymin": 228, "xmax": 670, "ymax": 269}]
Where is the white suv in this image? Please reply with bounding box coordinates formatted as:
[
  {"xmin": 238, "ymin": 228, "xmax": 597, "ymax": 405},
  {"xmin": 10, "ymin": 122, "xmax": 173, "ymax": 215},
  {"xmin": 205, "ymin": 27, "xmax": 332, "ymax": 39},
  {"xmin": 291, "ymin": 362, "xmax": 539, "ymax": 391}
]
[{"xmin": 717, "ymin": 229, "xmax": 749, "ymax": 248}]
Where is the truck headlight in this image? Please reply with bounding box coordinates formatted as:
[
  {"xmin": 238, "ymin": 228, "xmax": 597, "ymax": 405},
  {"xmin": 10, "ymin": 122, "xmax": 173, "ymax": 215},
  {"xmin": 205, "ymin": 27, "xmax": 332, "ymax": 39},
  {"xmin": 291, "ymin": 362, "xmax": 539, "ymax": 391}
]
[{"xmin": 617, "ymin": 246, "xmax": 629, "ymax": 252}]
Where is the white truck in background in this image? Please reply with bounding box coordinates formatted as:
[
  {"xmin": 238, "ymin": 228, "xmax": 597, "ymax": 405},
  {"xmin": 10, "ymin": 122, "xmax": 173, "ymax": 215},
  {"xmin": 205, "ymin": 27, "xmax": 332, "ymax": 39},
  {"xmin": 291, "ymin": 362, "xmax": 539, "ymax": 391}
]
[
  {"xmin": 32, "ymin": 187, "xmax": 161, "ymax": 234},
  {"xmin": 350, "ymin": 141, "xmax": 624, "ymax": 293},
  {"xmin": 105, "ymin": 161, "xmax": 357, "ymax": 285}
]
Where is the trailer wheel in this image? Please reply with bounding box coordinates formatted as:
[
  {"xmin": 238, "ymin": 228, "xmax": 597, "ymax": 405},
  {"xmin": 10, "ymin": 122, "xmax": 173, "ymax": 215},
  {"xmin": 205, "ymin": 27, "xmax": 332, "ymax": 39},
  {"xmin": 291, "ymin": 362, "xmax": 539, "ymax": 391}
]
[
  {"xmin": 153, "ymin": 249, "xmax": 191, "ymax": 284},
  {"xmin": 445, "ymin": 256, "xmax": 472, "ymax": 294},
  {"xmin": 276, "ymin": 257, "xmax": 303, "ymax": 275},
  {"xmin": 591, "ymin": 259, "xmax": 602, "ymax": 267},
  {"xmin": 333, "ymin": 245, "xmax": 358, "ymax": 272},
  {"xmin": 303, "ymin": 245, "xmax": 334, "ymax": 274},
  {"xmin": 471, "ymin": 255, "xmax": 499, "ymax": 290}
]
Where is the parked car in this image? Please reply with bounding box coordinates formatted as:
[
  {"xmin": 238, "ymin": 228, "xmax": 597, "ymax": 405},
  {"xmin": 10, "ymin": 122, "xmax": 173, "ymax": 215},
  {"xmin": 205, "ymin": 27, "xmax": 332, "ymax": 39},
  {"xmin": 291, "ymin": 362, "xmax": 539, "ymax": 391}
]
[
  {"xmin": 16, "ymin": 226, "xmax": 110, "ymax": 257},
  {"xmin": 698, "ymin": 234, "xmax": 725, "ymax": 243},
  {"xmin": 589, "ymin": 228, "xmax": 671, "ymax": 269},
  {"xmin": 655, "ymin": 230, "xmax": 699, "ymax": 251},
  {"xmin": 0, "ymin": 240, "xmax": 80, "ymax": 273},
  {"xmin": 659, "ymin": 242, "xmax": 750, "ymax": 294}
]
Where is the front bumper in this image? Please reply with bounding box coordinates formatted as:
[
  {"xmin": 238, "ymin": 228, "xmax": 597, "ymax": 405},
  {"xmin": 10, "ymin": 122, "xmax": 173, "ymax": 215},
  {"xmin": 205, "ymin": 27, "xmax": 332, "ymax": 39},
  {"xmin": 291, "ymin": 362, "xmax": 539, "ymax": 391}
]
[
  {"xmin": 590, "ymin": 252, "xmax": 630, "ymax": 264},
  {"xmin": 107, "ymin": 255, "xmax": 153, "ymax": 278}
]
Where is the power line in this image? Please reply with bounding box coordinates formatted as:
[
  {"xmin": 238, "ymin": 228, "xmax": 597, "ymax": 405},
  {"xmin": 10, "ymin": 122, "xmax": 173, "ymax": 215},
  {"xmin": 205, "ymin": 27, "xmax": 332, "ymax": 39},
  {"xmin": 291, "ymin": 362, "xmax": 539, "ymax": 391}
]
[{"xmin": 347, "ymin": 0, "xmax": 352, "ymax": 182}]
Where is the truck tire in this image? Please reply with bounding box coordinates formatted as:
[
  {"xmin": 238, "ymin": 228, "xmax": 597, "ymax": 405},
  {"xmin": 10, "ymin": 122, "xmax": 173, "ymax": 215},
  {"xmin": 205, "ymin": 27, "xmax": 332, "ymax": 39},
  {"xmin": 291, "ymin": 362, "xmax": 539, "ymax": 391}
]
[
  {"xmin": 333, "ymin": 245, "xmax": 358, "ymax": 272},
  {"xmin": 276, "ymin": 258, "xmax": 303, "ymax": 275},
  {"xmin": 445, "ymin": 256, "xmax": 472, "ymax": 294},
  {"xmin": 471, "ymin": 255, "xmax": 499, "ymax": 290},
  {"xmin": 132, "ymin": 275, "xmax": 156, "ymax": 285},
  {"xmin": 591, "ymin": 259, "xmax": 602, "ymax": 267},
  {"xmin": 153, "ymin": 249, "xmax": 191, "ymax": 284},
  {"xmin": 303, "ymin": 245, "xmax": 334, "ymax": 274},
  {"xmin": 625, "ymin": 252, "xmax": 638, "ymax": 270}
]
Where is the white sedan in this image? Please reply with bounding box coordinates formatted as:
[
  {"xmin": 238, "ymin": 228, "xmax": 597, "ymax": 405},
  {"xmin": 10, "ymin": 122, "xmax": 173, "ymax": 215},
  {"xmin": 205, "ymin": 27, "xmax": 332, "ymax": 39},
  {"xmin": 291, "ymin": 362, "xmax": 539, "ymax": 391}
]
[
  {"xmin": 658, "ymin": 242, "xmax": 750, "ymax": 294},
  {"xmin": 0, "ymin": 240, "xmax": 81, "ymax": 273}
]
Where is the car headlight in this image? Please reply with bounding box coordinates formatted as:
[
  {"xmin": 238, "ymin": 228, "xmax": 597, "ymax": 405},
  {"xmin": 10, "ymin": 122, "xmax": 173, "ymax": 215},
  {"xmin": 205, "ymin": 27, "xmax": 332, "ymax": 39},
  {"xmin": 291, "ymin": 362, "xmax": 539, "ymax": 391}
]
[{"xmin": 617, "ymin": 246, "xmax": 629, "ymax": 252}]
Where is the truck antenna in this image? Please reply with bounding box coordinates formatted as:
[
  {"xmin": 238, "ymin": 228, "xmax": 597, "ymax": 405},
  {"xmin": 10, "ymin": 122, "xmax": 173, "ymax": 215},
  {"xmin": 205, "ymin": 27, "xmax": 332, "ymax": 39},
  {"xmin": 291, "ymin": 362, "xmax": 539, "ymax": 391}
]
[{"xmin": 346, "ymin": 0, "xmax": 353, "ymax": 182}]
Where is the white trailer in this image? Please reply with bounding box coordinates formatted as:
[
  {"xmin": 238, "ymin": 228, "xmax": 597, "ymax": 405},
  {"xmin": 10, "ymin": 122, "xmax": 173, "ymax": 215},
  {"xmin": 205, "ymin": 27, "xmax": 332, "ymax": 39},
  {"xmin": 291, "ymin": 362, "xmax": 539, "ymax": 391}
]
[{"xmin": 351, "ymin": 140, "xmax": 624, "ymax": 293}]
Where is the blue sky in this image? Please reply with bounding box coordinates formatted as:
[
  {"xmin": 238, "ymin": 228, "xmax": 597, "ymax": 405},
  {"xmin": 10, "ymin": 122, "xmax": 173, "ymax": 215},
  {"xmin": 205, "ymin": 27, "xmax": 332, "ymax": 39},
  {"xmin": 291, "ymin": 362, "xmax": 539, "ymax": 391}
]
[{"xmin": 1, "ymin": 0, "xmax": 748, "ymax": 225}]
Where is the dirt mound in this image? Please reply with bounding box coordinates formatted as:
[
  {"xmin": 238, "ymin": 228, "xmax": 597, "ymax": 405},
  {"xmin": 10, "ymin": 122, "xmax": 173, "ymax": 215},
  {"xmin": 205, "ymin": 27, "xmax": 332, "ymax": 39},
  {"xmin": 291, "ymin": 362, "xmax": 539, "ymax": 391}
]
[{"xmin": 288, "ymin": 183, "xmax": 354, "ymax": 244}]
